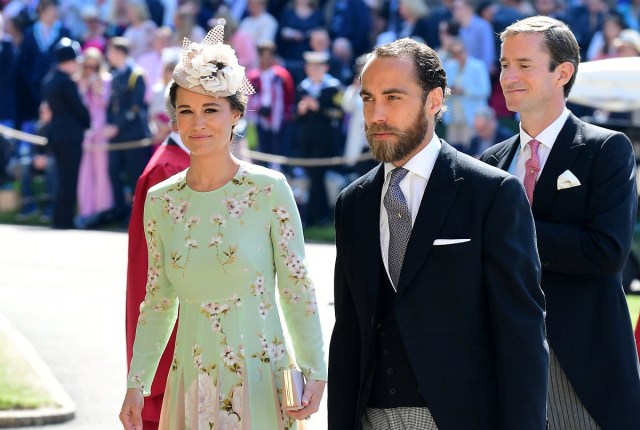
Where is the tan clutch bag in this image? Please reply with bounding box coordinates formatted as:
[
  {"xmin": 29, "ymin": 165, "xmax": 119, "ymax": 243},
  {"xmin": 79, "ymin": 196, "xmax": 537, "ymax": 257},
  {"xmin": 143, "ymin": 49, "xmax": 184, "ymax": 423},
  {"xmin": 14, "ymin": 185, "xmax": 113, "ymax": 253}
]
[{"xmin": 281, "ymin": 369, "xmax": 305, "ymax": 411}]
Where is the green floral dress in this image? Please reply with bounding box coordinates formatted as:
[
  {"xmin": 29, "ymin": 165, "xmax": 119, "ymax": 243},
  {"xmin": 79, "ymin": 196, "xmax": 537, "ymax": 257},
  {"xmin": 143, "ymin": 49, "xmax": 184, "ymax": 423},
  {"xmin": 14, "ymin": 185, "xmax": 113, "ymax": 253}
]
[{"xmin": 127, "ymin": 163, "xmax": 327, "ymax": 430}]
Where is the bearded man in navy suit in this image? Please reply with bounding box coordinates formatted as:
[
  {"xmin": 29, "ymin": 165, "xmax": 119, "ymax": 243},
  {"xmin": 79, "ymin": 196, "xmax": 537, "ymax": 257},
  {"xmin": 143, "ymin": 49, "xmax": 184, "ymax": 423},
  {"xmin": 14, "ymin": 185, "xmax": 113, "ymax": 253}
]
[
  {"xmin": 328, "ymin": 37, "xmax": 548, "ymax": 430},
  {"xmin": 481, "ymin": 16, "xmax": 640, "ymax": 430}
]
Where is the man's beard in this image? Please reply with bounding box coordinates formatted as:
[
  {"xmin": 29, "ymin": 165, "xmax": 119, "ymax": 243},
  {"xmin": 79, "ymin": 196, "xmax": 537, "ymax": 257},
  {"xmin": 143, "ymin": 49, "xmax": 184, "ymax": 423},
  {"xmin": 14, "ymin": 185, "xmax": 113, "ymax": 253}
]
[{"xmin": 365, "ymin": 106, "xmax": 429, "ymax": 163}]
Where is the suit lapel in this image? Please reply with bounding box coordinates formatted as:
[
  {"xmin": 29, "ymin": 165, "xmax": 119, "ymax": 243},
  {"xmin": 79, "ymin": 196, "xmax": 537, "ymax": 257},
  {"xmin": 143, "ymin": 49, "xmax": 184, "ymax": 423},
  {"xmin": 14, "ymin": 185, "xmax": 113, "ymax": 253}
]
[
  {"xmin": 532, "ymin": 114, "xmax": 585, "ymax": 217},
  {"xmin": 355, "ymin": 165, "xmax": 385, "ymax": 304},
  {"xmin": 485, "ymin": 135, "xmax": 519, "ymax": 170},
  {"xmin": 397, "ymin": 141, "xmax": 464, "ymax": 296}
]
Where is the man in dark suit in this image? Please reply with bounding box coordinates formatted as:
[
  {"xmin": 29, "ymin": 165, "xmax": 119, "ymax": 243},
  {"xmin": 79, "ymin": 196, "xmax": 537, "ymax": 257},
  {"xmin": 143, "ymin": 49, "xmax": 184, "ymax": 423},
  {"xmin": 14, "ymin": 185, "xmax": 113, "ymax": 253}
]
[
  {"xmin": 105, "ymin": 37, "xmax": 151, "ymax": 222},
  {"xmin": 481, "ymin": 16, "xmax": 640, "ymax": 429},
  {"xmin": 328, "ymin": 37, "xmax": 548, "ymax": 430},
  {"xmin": 295, "ymin": 50, "xmax": 343, "ymax": 227},
  {"xmin": 41, "ymin": 38, "xmax": 90, "ymax": 229}
]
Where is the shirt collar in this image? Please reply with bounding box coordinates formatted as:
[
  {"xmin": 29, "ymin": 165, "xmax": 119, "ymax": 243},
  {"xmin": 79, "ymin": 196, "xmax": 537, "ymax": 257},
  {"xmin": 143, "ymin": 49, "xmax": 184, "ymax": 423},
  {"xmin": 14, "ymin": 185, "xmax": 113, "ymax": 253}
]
[
  {"xmin": 165, "ymin": 131, "xmax": 189, "ymax": 154},
  {"xmin": 519, "ymin": 107, "xmax": 570, "ymax": 152},
  {"xmin": 384, "ymin": 133, "xmax": 442, "ymax": 180}
]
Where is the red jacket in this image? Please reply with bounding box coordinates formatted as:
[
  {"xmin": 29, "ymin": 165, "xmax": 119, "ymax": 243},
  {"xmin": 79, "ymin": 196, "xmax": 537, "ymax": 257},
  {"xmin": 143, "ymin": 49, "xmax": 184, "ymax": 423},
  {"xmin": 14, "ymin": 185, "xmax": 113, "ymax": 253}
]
[
  {"xmin": 125, "ymin": 137, "xmax": 189, "ymax": 427},
  {"xmin": 247, "ymin": 64, "xmax": 295, "ymax": 124}
]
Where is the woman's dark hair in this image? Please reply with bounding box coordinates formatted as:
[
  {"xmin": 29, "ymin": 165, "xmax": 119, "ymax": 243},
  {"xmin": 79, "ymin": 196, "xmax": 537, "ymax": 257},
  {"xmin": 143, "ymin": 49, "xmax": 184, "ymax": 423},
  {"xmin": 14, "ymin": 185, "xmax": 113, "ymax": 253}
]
[
  {"xmin": 169, "ymin": 81, "xmax": 248, "ymax": 141},
  {"xmin": 602, "ymin": 11, "xmax": 627, "ymax": 52}
]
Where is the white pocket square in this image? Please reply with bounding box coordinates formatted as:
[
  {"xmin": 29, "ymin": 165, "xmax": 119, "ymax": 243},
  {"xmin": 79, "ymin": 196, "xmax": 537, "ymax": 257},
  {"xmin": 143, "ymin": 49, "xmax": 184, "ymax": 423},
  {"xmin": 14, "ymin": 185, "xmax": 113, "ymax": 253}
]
[
  {"xmin": 433, "ymin": 239, "xmax": 471, "ymax": 246},
  {"xmin": 557, "ymin": 170, "xmax": 581, "ymax": 190}
]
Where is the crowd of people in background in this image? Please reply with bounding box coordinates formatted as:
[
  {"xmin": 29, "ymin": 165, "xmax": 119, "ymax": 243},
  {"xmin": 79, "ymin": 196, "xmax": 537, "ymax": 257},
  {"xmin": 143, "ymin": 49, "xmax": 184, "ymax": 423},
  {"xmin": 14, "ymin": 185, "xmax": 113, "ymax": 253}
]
[{"xmin": 0, "ymin": 0, "xmax": 639, "ymax": 228}]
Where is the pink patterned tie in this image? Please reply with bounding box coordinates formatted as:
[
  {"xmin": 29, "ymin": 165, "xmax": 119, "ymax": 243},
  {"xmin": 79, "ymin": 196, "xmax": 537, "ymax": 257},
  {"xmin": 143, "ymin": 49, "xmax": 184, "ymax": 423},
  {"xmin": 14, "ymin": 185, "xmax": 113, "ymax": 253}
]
[{"xmin": 524, "ymin": 139, "xmax": 540, "ymax": 205}]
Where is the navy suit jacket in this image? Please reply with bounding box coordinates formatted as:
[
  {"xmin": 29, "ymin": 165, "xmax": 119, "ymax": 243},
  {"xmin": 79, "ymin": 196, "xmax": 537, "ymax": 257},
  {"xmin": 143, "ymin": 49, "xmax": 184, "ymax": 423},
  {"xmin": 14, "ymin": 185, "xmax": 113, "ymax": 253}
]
[
  {"xmin": 16, "ymin": 26, "xmax": 72, "ymax": 122},
  {"xmin": 107, "ymin": 64, "xmax": 149, "ymax": 143},
  {"xmin": 329, "ymin": 141, "xmax": 548, "ymax": 429},
  {"xmin": 41, "ymin": 69, "xmax": 90, "ymax": 148},
  {"xmin": 481, "ymin": 113, "xmax": 640, "ymax": 429}
]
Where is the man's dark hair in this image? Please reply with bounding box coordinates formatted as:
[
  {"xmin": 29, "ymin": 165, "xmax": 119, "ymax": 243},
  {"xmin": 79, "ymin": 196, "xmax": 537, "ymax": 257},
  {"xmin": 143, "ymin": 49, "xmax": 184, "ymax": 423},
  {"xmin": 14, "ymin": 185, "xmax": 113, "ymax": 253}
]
[
  {"xmin": 501, "ymin": 16, "xmax": 581, "ymax": 98},
  {"xmin": 365, "ymin": 38, "xmax": 450, "ymax": 120}
]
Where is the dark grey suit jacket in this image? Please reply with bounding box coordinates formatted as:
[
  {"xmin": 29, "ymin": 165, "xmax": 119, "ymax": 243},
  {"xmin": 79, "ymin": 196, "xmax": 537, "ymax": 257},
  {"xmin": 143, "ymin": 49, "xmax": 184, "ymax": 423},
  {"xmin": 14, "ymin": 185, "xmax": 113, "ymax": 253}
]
[
  {"xmin": 329, "ymin": 141, "xmax": 548, "ymax": 429},
  {"xmin": 481, "ymin": 113, "xmax": 640, "ymax": 429}
]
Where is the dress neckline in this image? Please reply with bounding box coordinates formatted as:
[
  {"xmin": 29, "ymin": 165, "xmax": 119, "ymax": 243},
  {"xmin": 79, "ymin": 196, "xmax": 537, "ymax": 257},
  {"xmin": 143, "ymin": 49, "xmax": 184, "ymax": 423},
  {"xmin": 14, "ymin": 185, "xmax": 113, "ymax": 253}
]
[{"xmin": 183, "ymin": 162, "xmax": 247, "ymax": 195}]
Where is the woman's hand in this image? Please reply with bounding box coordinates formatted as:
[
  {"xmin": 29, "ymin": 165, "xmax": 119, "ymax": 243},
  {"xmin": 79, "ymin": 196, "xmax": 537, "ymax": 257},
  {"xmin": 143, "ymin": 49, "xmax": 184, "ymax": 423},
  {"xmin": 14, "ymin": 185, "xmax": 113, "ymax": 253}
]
[
  {"xmin": 286, "ymin": 379, "xmax": 326, "ymax": 421},
  {"xmin": 119, "ymin": 388, "xmax": 144, "ymax": 430}
]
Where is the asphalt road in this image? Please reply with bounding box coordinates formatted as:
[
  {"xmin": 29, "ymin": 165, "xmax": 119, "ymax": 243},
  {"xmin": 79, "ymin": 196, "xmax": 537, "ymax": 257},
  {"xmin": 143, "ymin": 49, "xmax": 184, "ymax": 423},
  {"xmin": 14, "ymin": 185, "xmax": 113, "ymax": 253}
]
[{"xmin": 0, "ymin": 224, "xmax": 336, "ymax": 429}]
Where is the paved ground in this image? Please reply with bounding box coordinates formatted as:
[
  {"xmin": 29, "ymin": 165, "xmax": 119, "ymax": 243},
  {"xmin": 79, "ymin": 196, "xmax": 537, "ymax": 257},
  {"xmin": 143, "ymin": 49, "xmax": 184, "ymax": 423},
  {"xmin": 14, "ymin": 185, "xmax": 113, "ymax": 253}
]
[{"xmin": 0, "ymin": 224, "xmax": 336, "ymax": 429}]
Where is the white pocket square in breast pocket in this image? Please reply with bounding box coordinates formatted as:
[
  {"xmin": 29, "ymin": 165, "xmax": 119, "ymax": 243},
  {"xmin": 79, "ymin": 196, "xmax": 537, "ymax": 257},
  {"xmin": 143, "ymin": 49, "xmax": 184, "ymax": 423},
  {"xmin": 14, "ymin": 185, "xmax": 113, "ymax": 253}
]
[
  {"xmin": 557, "ymin": 170, "xmax": 581, "ymax": 190},
  {"xmin": 433, "ymin": 239, "xmax": 471, "ymax": 246}
]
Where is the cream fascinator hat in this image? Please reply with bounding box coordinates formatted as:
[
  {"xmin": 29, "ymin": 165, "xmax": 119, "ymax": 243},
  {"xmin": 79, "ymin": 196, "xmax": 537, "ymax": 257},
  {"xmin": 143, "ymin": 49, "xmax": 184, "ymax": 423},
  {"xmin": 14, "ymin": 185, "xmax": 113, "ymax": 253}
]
[{"xmin": 173, "ymin": 25, "xmax": 255, "ymax": 97}]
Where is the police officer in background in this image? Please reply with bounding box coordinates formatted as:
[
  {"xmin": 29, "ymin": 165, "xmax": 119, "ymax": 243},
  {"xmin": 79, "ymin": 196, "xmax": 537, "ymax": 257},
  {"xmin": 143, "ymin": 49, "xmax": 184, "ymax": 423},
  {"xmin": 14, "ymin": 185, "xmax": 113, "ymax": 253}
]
[
  {"xmin": 295, "ymin": 50, "xmax": 344, "ymax": 227},
  {"xmin": 104, "ymin": 37, "xmax": 151, "ymax": 223},
  {"xmin": 41, "ymin": 38, "xmax": 90, "ymax": 229}
]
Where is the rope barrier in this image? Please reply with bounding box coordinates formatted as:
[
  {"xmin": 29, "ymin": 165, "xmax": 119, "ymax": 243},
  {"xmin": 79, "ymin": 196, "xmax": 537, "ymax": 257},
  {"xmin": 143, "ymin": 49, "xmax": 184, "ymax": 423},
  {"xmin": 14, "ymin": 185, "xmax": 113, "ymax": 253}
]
[
  {"xmin": 101, "ymin": 139, "xmax": 154, "ymax": 151},
  {"xmin": 0, "ymin": 123, "xmax": 374, "ymax": 166},
  {"xmin": 0, "ymin": 124, "xmax": 47, "ymax": 145},
  {"xmin": 0, "ymin": 123, "xmax": 154, "ymax": 151}
]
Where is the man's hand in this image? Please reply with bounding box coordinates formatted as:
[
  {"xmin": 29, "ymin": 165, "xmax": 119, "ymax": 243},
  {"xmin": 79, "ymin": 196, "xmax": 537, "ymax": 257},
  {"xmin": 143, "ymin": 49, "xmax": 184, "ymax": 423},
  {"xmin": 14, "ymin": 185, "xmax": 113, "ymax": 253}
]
[{"xmin": 104, "ymin": 125, "xmax": 119, "ymax": 140}]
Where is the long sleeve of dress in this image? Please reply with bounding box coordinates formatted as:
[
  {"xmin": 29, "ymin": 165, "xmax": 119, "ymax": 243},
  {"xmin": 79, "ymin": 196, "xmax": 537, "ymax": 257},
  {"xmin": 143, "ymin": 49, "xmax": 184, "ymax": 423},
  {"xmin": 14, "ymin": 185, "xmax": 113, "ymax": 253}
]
[
  {"xmin": 270, "ymin": 176, "xmax": 328, "ymax": 381},
  {"xmin": 127, "ymin": 194, "xmax": 180, "ymax": 396}
]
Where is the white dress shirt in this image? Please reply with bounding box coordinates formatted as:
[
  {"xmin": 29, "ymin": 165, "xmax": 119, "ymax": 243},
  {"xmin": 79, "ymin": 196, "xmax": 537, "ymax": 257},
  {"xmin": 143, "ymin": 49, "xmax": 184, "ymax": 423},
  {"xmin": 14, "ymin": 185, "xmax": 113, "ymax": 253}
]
[
  {"xmin": 380, "ymin": 134, "xmax": 442, "ymax": 288},
  {"xmin": 509, "ymin": 108, "xmax": 571, "ymax": 180}
]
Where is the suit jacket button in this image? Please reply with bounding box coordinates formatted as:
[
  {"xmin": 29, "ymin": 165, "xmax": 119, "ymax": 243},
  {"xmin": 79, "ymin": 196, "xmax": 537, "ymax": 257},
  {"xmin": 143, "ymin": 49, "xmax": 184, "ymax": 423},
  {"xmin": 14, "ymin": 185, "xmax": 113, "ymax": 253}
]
[
  {"xmin": 386, "ymin": 368, "xmax": 394, "ymax": 375},
  {"xmin": 389, "ymin": 388, "xmax": 397, "ymax": 395},
  {"xmin": 542, "ymin": 261, "xmax": 551, "ymax": 268}
]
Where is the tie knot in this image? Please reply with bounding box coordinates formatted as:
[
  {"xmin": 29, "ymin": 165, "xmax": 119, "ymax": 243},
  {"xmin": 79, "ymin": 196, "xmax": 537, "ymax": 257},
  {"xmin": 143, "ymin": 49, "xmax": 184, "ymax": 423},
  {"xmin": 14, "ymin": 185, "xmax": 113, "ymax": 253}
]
[
  {"xmin": 388, "ymin": 167, "xmax": 408, "ymax": 188},
  {"xmin": 528, "ymin": 139, "xmax": 540, "ymax": 156}
]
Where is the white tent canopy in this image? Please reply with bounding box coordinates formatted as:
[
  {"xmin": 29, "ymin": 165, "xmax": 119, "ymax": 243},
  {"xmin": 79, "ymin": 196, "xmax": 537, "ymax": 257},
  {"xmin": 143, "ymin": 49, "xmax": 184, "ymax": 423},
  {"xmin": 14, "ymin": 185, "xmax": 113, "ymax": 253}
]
[{"xmin": 568, "ymin": 57, "xmax": 640, "ymax": 112}]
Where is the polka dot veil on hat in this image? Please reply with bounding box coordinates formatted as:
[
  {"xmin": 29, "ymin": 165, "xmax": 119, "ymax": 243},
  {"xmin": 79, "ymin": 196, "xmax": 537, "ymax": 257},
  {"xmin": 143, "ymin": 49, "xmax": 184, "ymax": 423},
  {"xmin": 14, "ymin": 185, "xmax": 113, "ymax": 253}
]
[{"xmin": 173, "ymin": 25, "xmax": 255, "ymax": 98}]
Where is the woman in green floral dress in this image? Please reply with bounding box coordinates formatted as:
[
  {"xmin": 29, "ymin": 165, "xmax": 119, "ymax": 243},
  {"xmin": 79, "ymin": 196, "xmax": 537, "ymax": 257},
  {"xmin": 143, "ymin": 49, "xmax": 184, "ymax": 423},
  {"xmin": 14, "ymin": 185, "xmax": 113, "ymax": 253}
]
[{"xmin": 119, "ymin": 25, "xmax": 327, "ymax": 430}]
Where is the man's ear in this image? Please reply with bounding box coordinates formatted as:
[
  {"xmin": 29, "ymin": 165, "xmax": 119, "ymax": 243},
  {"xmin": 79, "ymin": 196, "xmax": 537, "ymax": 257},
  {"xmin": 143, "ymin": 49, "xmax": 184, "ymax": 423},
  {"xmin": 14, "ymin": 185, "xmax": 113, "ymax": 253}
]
[
  {"xmin": 556, "ymin": 61, "xmax": 575, "ymax": 88},
  {"xmin": 427, "ymin": 87, "xmax": 444, "ymax": 116}
]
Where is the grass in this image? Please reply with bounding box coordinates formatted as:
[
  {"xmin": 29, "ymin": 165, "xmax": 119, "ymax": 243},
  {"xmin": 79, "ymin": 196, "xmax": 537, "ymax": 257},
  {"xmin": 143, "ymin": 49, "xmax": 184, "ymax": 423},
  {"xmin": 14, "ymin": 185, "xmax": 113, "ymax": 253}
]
[
  {"xmin": 0, "ymin": 328, "xmax": 56, "ymax": 410},
  {"xmin": 303, "ymin": 223, "xmax": 336, "ymax": 243},
  {"xmin": 0, "ymin": 210, "xmax": 43, "ymax": 227}
]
